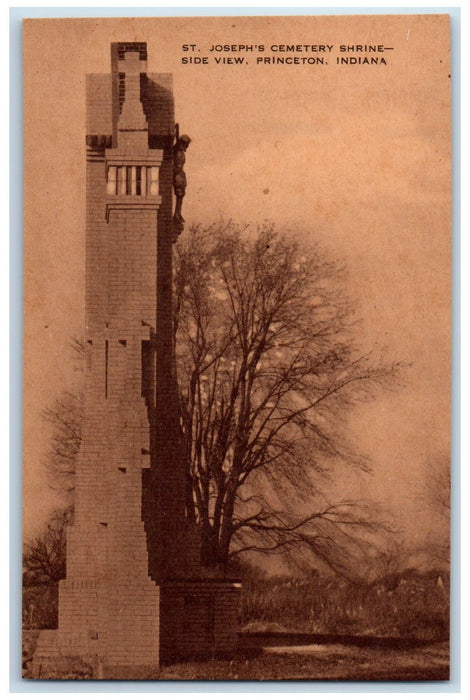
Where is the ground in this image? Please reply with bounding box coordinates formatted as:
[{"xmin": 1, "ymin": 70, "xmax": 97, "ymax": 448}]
[
  {"xmin": 160, "ymin": 642, "xmax": 449, "ymax": 681},
  {"xmin": 23, "ymin": 631, "xmax": 449, "ymax": 681}
]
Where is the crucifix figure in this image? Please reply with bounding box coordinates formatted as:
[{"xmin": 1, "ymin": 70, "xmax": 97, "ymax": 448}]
[{"xmin": 172, "ymin": 133, "xmax": 191, "ymax": 241}]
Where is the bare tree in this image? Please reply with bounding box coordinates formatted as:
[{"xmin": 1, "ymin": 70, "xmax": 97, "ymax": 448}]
[
  {"xmin": 174, "ymin": 223, "xmax": 404, "ymax": 572},
  {"xmin": 42, "ymin": 339, "xmax": 84, "ymax": 500},
  {"xmin": 421, "ymin": 452, "xmax": 451, "ymax": 568},
  {"xmin": 23, "ymin": 508, "xmax": 72, "ymax": 586},
  {"xmin": 39, "ymin": 223, "xmax": 404, "ymax": 578},
  {"xmin": 43, "ymin": 391, "xmax": 83, "ymax": 499}
]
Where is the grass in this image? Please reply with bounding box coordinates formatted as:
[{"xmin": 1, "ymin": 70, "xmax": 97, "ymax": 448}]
[
  {"xmin": 23, "ymin": 634, "xmax": 449, "ymax": 681},
  {"xmin": 239, "ymin": 570, "xmax": 449, "ymax": 640},
  {"xmin": 160, "ymin": 643, "xmax": 449, "ymax": 681},
  {"xmin": 23, "ymin": 568, "xmax": 450, "ymax": 680}
]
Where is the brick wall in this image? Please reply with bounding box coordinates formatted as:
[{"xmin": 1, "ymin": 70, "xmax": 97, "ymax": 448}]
[{"xmin": 159, "ymin": 580, "xmax": 242, "ymax": 662}]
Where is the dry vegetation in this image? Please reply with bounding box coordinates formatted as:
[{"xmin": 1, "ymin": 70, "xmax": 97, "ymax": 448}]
[{"xmin": 240, "ymin": 569, "xmax": 449, "ymax": 640}]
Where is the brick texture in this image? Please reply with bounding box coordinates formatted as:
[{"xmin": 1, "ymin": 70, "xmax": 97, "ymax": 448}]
[
  {"xmin": 32, "ymin": 42, "xmax": 240, "ymax": 679},
  {"xmin": 160, "ymin": 581, "xmax": 241, "ymax": 662}
]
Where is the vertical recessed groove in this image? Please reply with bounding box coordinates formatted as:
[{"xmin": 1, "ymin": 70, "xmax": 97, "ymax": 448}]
[{"xmin": 105, "ymin": 339, "xmax": 109, "ymax": 398}]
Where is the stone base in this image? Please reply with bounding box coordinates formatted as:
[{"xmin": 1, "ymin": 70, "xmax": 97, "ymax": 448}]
[
  {"xmin": 30, "ymin": 631, "xmax": 160, "ymax": 679},
  {"xmin": 159, "ymin": 579, "xmax": 242, "ymax": 663},
  {"xmin": 31, "ymin": 656, "xmax": 160, "ymax": 680},
  {"xmin": 29, "ymin": 578, "xmax": 242, "ymax": 677},
  {"xmin": 30, "ymin": 631, "xmax": 94, "ymax": 679}
]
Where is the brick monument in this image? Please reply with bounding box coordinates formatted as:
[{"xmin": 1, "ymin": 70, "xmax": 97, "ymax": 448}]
[{"xmin": 32, "ymin": 42, "xmax": 240, "ymax": 679}]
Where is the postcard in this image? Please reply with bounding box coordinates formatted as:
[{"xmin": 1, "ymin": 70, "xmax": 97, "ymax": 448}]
[{"xmin": 22, "ymin": 14, "xmax": 451, "ymax": 680}]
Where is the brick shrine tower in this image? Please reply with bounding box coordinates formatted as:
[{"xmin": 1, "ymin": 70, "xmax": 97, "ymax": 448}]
[{"xmin": 32, "ymin": 42, "xmax": 240, "ymax": 679}]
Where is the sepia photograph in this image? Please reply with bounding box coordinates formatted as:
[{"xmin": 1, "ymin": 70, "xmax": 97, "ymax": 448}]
[{"xmin": 21, "ymin": 13, "xmax": 452, "ymax": 681}]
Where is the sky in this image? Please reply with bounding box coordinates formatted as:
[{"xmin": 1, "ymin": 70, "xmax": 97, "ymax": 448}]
[{"xmin": 22, "ymin": 14, "xmax": 451, "ymax": 555}]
